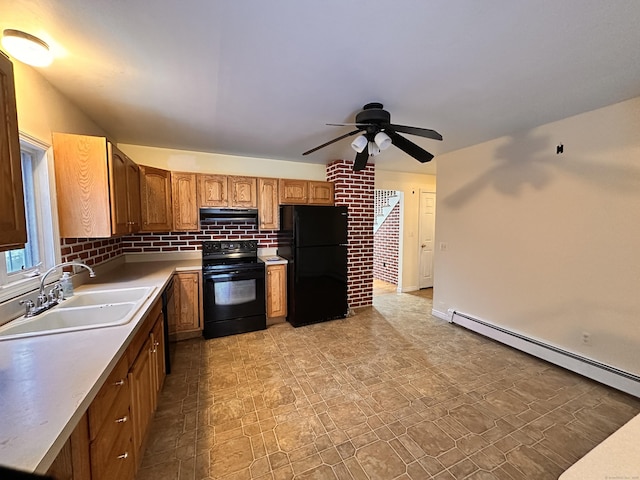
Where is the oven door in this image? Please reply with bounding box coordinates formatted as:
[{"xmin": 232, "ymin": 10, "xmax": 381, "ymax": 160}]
[{"xmin": 202, "ymin": 264, "xmax": 266, "ymax": 338}]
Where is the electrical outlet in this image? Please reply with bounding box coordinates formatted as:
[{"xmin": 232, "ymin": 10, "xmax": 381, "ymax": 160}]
[
  {"xmin": 440, "ymin": 242, "xmax": 448, "ymax": 251},
  {"xmin": 582, "ymin": 331, "xmax": 591, "ymax": 345}
]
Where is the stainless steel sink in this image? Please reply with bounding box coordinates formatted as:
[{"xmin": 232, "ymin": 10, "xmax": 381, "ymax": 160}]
[{"xmin": 0, "ymin": 286, "xmax": 156, "ymax": 341}]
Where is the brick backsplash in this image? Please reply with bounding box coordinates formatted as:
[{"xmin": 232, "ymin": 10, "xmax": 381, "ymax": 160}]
[
  {"xmin": 327, "ymin": 159, "xmax": 375, "ymax": 309},
  {"xmin": 60, "ymin": 237, "xmax": 123, "ymax": 266},
  {"xmin": 61, "ymin": 223, "xmax": 280, "ymax": 266},
  {"xmin": 374, "ymin": 202, "xmax": 400, "ymax": 284},
  {"xmin": 123, "ymin": 223, "xmax": 280, "ymax": 254}
]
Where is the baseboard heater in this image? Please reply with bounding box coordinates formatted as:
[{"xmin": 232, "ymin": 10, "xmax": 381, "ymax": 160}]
[{"xmin": 450, "ymin": 310, "xmax": 640, "ymax": 398}]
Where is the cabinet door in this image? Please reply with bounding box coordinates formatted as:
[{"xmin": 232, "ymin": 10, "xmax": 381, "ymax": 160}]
[
  {"xmin": 173, "ymin": 272, "xmax": 200, "ymax": 333},
  {"xmin": 308, "ymin": 181, "xmax": 335, "ymax": 205},
  {"xmin": 46, "ymin": 412, "xmax": 91, "ymax": 480},
  {"xmin": 52, "ymin": 133, "xmax": 112, "ymax": 238},
  {"xmin": 0, "ymin": 53, "xmax": 26, "ymax": 250},
  {"xmin": 126, "ymin": 158, "xmax": 141, "ymax": 233},
  {"xmin": 129, "ymin": 337, "xmax": 154, "ymax": 463},
  {"xmin": 109, "ymin": 145, "xmax": 130, "ymax": 235},
  {"xmin": 229, "ymin": 176, "xmax": 257, "ymax": 208},
  {"xmin": 151, "ymin": 315, "xmax": 166, "ymax": 397},
  {"xmin": 266, "ymin": 264, "xmax": 287, "ymax": 318},
  {"xmin": 279, "ymin": 179, "xmax": 307, "ymax": 204},
  {"xmin": 139, "ymin": 165, "xmax": 173, "ymax": 232},
  {"xmin": 197, "ymin": 174, "xmax": 228, "ymax": 207},
  {"xmin": 258, "ymin": 178, "xmax": 279, "ymax": 230},
  {"xmin": 171, "ymin": 172, "xmax": 199, "ymax": 231}
]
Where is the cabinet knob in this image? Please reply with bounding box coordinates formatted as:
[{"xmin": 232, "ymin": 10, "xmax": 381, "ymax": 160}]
[
  {"xmin": 113, "ymin": 379, "xmax": 125, "ymax": 386},
  {"xmin": 117, "ymin": 452, "xmax": 129, "ymax": 460},
  {"xmin": 115, "ymin": 415, "xmax": 128, "ymax": 423}
]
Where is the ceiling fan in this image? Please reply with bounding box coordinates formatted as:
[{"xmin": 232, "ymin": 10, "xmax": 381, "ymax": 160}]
[{"xmin": 303, "ymin": 102, "xmax": 443, "ymax": 171}]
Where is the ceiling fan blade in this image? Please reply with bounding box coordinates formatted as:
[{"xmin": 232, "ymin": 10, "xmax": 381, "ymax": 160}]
[
  {"xmin": 353, "ymin": 149, "xmax": 369, "ymax": 171},
  {"xmin": 386, "ymin": 130, "xmax": 435, "ymax": 163},
  {"xmin": 303, "ymin": 129, "xmax": 363, "ymax": 155},
  {"xmin": 385, "ymin": 123, "xmax": 443, "ymax": 141}
]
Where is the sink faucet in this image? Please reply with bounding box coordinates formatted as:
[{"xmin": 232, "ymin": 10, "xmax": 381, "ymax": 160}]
[{"xmin": 23, "ymin": 261, "xmax": 97, "ymax": 317}]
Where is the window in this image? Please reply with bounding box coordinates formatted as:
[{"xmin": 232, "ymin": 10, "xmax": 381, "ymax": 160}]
[{"xmin": 0, "ymin": 135, "xmax": 58, "ymax": 300}]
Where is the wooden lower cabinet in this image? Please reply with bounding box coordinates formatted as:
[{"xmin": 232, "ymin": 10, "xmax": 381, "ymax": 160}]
[
  {"xmin": 169, "ymin": 271, "xmax": 201, "ymax": 339},
  {"xmin": 266, "ymin": 263, "xmax": 287, "ymax": 319},
  {"xmin": 47, "ymin": 300, "xmax": 166, "ymax": 480},
  {"xmin": 129, "ymin": 335, "xmax": 155, "ymax": 466},
  {"xmin": 46, "ymin": 413, "xmax": 91, "ymax": 480}
]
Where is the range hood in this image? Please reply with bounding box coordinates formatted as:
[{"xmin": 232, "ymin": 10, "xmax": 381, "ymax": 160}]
[{"xmin": 199, "ymin": 208, "xmax": 258, "ymax": 223}]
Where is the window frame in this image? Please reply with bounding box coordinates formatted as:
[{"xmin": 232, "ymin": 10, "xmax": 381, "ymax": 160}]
[{"xmin": 0, "ymin": 132, "xmax": 61, "ymax": 302}]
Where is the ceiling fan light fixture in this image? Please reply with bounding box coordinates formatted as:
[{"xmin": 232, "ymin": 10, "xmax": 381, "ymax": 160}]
[
  {"xmin": 2, "ymin": 29, "xmax": 53, "ymax": 67},
  {"xmin": 374, "ymin": 131, "xmax": 392, "ymax": 150},
  {"xmin": 368, "ymin": 141, "xmax": 381, "ymax": 157},
  {"xmin": 350, "ymin": 134, "xmax": 368, "ymax": 153}
]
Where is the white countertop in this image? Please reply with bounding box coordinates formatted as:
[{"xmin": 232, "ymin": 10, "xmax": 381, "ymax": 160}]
[
  {"xmin": 559, "ymin": 412, "xmax": 640, "ymax": 479},
  {"xmin": 259, "ymin": 255, "xmax": 288, "ymax": 265},
  {"xmin": 0, "ymin": 259, "xmax": 200, "ymax": 473}
]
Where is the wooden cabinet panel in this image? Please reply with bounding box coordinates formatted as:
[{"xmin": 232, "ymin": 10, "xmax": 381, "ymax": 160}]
[
  {"xmin": 308, "ymin": 181, "xmax": 335, "ymax": 205},
  {"xmin": 126, "ymin": 158, "xmax": 141, "ymax": 233},
  {"xmin": 139, "ymin": 165, "xmax": 172, "ymax": 232},
  {"xmin": 279, "ymin": 179, "xmax": 307, "ymax": 204},
  {"xmin": 171, "ymin": 272, "xmax": 200, "ymax": 335},
  {"xmin": 258, "ymin": 178, "xmax": 279, "ymax": 230},
  {"xmin": 171, "ymin": 172, "xmax": 199, "ymax": 231},
  {"xmin": 151, "ymin": 315, "xmax": 166, "ymax": 401},
  {"xmin": 53, "ymin": 133, "xmax": 112, "ymax": 238},
  {"xmin": 110, "ymin": 146, "xmax": 130, "ymax": 235},
  {"xmin": 266, "ymin": 264, "xmax": 287, "ymax": 318},
  {"xmin": 0, "ymin": 53, "xmax": 26, "ymax": 250},
  {"xmin": 197, "ymin": 174, "xmax": 227, "ymax": 207},
  {"xmin": 46, "ymin": 412, "xmax": 91, "ymax": 480},
  {"xmin": 52, "ymin": 133, "xmax": 141, "ymax": 237},
  {"xmin": 229, "ymin": 176, "xmax": 257, "ymax": 208},
  {"xmin": 129, "ymin": 336, "xmax": 154, "ymax": 464}
]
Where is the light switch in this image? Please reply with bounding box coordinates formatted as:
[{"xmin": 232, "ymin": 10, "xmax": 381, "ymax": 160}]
[{"xmin": 440, "ymin": 242, "xmax": 448, "ymax": 251}]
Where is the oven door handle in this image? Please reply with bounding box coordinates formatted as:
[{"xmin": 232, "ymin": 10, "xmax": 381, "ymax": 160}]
[{"xmin": 204, "ymin": 271, "xmax": 264, "ymax": 282}]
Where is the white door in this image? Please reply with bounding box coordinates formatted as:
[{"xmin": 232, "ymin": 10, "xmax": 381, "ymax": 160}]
[{"xmin": 418, "ymin": 191, "xmax": 436, "ymax": 289}]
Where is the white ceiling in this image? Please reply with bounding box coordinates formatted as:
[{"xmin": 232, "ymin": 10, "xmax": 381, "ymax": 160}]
[{"xmin": 2, "ymin": 0, "xmax": 640, "ymax": 174}]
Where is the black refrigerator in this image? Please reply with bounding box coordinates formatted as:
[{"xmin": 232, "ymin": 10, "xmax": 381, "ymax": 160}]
[{"xmin": 278, "ymin": 205, "xmax": 348, "ymax": 327}]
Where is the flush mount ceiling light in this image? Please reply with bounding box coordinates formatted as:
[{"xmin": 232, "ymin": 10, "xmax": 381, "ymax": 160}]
[{"xmin": 2, "ymin": 29, "xmax": 53, "ymax": 67}]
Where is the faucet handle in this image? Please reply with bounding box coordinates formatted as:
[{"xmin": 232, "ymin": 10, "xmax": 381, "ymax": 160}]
[{"xmin": 19, "ymin": 299, "xmax": 35, "ymax": 317}]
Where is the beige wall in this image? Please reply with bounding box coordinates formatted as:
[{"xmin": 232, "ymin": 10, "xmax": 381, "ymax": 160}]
[
  {"xmin": 11, "ymin": 60, "xmax": 109, "ymax": 145},
  {"xmin": 433, "ymin": 96, "xmax": 640, "ymax": 377},
  {"xmin": 119, "ymin": 143, "xmax": 327, "ymax": 180},
  {"xmin": 376, "ymin": 170, "xmax": 436, "ymax": 291}
]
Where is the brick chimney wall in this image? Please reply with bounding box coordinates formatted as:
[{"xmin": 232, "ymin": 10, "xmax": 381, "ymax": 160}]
[{"xmin": 326, "ymin": 159, "xmax": 375, "ymax": 309}]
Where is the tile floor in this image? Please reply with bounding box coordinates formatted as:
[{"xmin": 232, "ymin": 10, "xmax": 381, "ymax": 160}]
[{"xmin": 136, "ymin": 281, "xmax": 640, "ymax": 480}]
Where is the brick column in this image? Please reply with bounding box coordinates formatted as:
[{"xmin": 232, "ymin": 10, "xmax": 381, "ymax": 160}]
[{"xmin": 326, "ymin": 159, "xmax": 374, "ymax": 309}]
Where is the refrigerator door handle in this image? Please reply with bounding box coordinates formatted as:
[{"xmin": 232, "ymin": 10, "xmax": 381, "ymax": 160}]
[{"xmin": 339, "ymin": 244, "xmax": 348, "ymax": 247}]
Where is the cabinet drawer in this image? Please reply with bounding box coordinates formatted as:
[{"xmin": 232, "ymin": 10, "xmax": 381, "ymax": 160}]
[
  {"xmin": 91, "ymin": 425, "xmax": 134, "ymax": 480},
  {"xmin": 88, "ymin": 353, "xmax": 130, "ymax": 440}
]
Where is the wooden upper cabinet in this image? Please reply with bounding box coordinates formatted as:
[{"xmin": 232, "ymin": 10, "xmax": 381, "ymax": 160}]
[
  {"xmin": 197, "ymin": 174, "xmax": 227, "ymax": 207},
  {"xmin": 110, "ymin": 146, "xmax": 140, "ymax": 235},
  {"xmin": 139, "ymin": 165, "xmax": 173, "ymax": 232},
  {"xmin": 127, "ymin": 158, "xmax": 142, "ymax": 233},
  {"xmin": 258, "ymin": 178, "xmax": 279, "ymax": 230},
  {"xmin": 279, "ymin": 179, "xmax": 308, "ymax": 204},
  {"xmin": 0, "ymin": 53, "xmax": 27, "ymax": 250},
  {"xmin": 229, "ymin": 176, "xmax": 257, "ymax": 208},
  {"xmin": 308, "ymin": 181, "xmax": 335, "ymax": 205},
  {"xmin": 171, "ymin": 172, "xmax": 198, "ymax": 231},
  {"xmin": 53, "ymin": 133, "xmax": 118, "ymax": 238}
]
